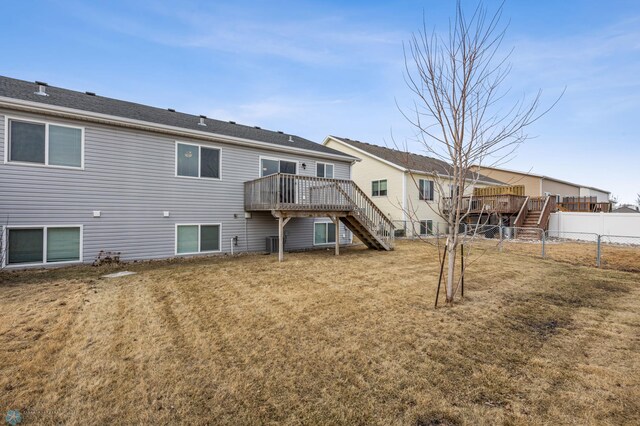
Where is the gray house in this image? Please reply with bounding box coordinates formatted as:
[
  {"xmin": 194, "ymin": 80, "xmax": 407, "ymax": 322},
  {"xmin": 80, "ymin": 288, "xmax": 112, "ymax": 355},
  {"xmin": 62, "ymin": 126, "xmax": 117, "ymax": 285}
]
[{"xmin": 0, "ymin": 76, "xmax": 393, "ymax": 268}]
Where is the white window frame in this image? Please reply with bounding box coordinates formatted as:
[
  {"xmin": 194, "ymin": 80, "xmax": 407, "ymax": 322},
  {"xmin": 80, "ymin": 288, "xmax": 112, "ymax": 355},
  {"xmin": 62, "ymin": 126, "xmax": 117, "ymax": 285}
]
[
  {"xmin": 371, "ymin": 179, "xmax": 388, "ymax": 197},
  {"xmin": 1, "ymin": 225, "xmax": 84, "ymax": 268},
  {"xmin": 419, "ymin": 179, "xmax": 434, "ymax": 201},
  {"xmin": 316, "ymin": 162, "xmax": 334, "ymax": 179},
  {"xmin": 175, "ymin": 141, "xmax": 223, "ymax": 180},
  {"xmin": 419, "ymin": 220, "xmax": 433, "ymax": 236},
  {"xmin": 4, "ymin": 116, "xmax": 85, "ymax": 170},
  {"xmin": 313, "ymin": 220, "xmax": 337, "ymax": 246},
  {"xmin": 174, "ymin": 223, "xmax": 222, "ymax": 255},
  {"xmin": 258, "ymin": 155, "xmax": 300, "ymax": 177}
]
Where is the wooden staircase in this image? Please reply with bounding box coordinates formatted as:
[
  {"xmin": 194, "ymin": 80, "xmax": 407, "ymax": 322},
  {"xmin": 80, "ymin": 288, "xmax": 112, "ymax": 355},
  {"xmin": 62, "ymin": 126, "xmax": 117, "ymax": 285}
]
[
  {"xmin": 340, "ymin": 209, "xmax": 391, "ymax": 250},
  {"xmin": 244, "ymin": 173, "xmax": 394, "ymax": 254},
  {"xmin": 513, "ymin": 196, "xmax": 557, "ymax": 240}
]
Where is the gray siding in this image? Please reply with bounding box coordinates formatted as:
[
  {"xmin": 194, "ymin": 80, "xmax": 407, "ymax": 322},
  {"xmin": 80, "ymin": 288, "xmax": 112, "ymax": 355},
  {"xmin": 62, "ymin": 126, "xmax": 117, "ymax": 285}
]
[{"xmin": 0, "ymin": 110, "xmax": 352, "ymax": 266}]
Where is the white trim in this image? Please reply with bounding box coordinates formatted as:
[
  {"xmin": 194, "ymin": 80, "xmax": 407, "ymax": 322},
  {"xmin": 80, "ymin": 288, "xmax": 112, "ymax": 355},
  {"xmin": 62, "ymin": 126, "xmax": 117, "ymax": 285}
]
[
  {"xmin": 418, "ymin": 178, "xmax": 435, "ymax": 201},
  {"xmin": 3, "ymin": 225, "xmax": 84, "ymax": 268},
  {"xmin": 371, "ymin": 178, "xmax": 388, "ymax": 197},
  {"xmin": 175, "ymin": 223, "xmax": 223, "ymax": 255},
  {"xmin": 3, "ymin": 115, "xmax": 85, "ymax": 170},
  {"xmin": 0, "ymin": 96, "xmax": 357, "ymax": 163},
  {"xmin": 174, "ymin": 141, "xmax": 223, "ymax": 180},
  {"xmin": 323, "ymin": 136, "xmax": 404, "ymax": 171},
  {"xmin": 315, "ymin": 161, "xmax": 335, "ymax": 178},
  {"xmin": 313, "ymin": 220, "xmax": 337, "ymax": 246},
  {"xmin": 418, "ymin": 219, "xmax": 433, "ymax": 236}
]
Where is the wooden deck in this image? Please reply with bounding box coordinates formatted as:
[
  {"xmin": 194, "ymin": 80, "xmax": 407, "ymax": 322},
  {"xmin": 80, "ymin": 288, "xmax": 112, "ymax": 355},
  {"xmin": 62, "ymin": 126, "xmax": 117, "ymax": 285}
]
[
  {"xmin": 444, "ymin": 194, "xmax": 528, "ymax": 214},
  {"xmin": 557, "ymin": 197, "xmax": 611, "ymax": 213},
  {"xmin": 244, "ymin": 174, "xmax": 395, "ymax": 260}
]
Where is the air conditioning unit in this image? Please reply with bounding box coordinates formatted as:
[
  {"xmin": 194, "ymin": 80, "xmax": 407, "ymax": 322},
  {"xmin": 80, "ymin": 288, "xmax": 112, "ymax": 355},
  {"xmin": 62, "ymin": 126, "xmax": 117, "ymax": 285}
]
[{"xmin": 266, "ymin": 236, "xmax": 279, "ymax": 253}]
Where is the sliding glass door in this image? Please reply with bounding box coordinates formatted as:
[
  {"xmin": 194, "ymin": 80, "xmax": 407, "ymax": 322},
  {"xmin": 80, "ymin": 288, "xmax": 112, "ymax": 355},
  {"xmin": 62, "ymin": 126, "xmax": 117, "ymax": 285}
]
[{"xmin": 261, "ymin": 158, "xmax": 297, "ymax": 204}]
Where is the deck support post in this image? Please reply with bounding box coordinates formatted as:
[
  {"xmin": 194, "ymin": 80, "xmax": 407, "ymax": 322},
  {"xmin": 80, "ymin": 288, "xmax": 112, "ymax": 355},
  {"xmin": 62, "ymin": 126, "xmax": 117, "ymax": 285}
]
[
  {"xmin": 278, "ymin": 216, "xmax": 291, "ymax": 262},
  {"xmin": 331, "ymin": 216, "xmax": 340, "ymax": 256}
]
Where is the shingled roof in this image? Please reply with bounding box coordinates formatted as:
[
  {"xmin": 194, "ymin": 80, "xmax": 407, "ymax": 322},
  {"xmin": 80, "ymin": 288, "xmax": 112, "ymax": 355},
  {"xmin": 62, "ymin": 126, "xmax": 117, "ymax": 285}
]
[
  {"xmin": 0, "ymin": 76, "xmax": 354, "ymax": 159},
  {"xmin": 329, "ymin": 136, "xmax": 504, "ymax": 185}
]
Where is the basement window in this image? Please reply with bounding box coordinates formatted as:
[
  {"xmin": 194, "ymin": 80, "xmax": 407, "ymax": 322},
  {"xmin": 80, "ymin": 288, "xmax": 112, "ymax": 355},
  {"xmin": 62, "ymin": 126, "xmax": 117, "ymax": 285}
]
[
  {"xmin": 176, "ymin": 224, "xmax": 221, "ymax": 254},
  {"xmin": 419, "ymin": 220, "xmax": 433, "ymax": 236},
  {"xmin": 5, "ymin": 226, "xmax": 82, "ymax": 266},
  {"xmin": 7, "ymin": 119, "xmax": 83, "ymax": 168},
  {"xmin": 314, "ymin": 222, "xmax": 336, "ymax": 245}
]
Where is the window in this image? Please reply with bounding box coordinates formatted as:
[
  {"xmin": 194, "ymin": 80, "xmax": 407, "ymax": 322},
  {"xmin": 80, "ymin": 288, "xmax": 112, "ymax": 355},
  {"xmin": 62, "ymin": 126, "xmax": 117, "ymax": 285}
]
[
  {"xmin": 5, "ymin": 226, "xmax": 81, "ymax": 266},
  {"xmin": 7, "ymin": 119, "xmax": 83, "ymax": 168},
  {"xmin": 372, "ymin": 179, "xmax": 387, "ymax": 196},
  {"xmin": 419, "ymin": 179, "xmax": 434, "ymax": 201},
  {"xmin": 176, "ymin": 143, "xmax": 221, "ymax": 179},
  {"xmin": 176, "ymin": 224, "xmax": 221, "ymax": 254},
  {"xmin": 316, "ymin": 162, "xmax": 334, "ymax": 178},
  {"xmin": 449, "ymin": 184, "xmax": 460, "ymax": 198},
  {"xmin": 261, "ymin": 158, "xmax": 297, "ymax": 177},
  {"xmin": 419, "ymin": 220, "xmax": 433, "ymax": 236},
  {"xmin": 314, "ymin": 222, "xmax": 336, "ymax": 245}
]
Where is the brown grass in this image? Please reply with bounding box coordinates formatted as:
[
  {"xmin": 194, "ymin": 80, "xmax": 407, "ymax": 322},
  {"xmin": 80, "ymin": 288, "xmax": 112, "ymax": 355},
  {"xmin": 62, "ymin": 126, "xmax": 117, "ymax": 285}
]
[
  {"xmin": 456, "ymin": 238, "xmax": 640, "ymax": 272},
  {"xmin": 1, "ymin": 241, "xmax": 639, "ymax": 425}
]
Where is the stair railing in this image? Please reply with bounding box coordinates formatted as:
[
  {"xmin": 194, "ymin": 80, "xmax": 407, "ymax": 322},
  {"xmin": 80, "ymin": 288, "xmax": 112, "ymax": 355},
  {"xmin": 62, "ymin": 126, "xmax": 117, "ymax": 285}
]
[
  {"xmin": 536, "ymin": 195, "xmax": 557, "ymax": 231},
  {"xmin": 513, "ymin": 196, "xmax": 530, "ymax": 239}
]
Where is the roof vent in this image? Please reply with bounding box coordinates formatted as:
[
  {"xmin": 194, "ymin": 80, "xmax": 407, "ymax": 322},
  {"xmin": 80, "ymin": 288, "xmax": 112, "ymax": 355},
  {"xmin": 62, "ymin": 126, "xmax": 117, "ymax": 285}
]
[
  {"xmin": 288, "ymin": 136, "xmax": 294, "ymax": 143},
  {"xmin": 254, "ymin": 126, "xmax": 261, "ymax": 129},
  {"xmin": 34, "ymin": 81, "xmax": 49, "ymax": 97},
  {"xmin": 85, "ymin": 91, "xmax": 96, "ymax": 96},
  {"xmin": 168, "ymin": 108, "xmax": 175, "ymax": 112},
  {"xmin": 198, "ymin": 115, "xmax": 207, "ymax": 126},
  {"xmin": 229, "ymin": 121, "xmax": 236, "ymax": 124},
  {"xmin": 277, "ymin": 131, "xmax": 283, "ymax": 134}
]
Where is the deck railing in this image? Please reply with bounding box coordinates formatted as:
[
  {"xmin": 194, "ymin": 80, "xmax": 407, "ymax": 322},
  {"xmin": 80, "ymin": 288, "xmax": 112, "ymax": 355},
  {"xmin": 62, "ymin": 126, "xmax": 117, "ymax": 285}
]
[
  {"xmin": 444, "ymin": 194, "xmax": 528, "ymax": 214},
  {"xmin": 244, "ymin": 173, "xmax": 394, "ymax": 248},
  {"xmin": 557, "ymin": 197, "xmax": 611, "ymax": 212}
]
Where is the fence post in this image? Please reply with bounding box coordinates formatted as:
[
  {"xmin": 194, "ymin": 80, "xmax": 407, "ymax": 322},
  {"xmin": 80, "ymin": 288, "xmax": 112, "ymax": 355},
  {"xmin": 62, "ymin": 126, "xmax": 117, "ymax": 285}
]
[
  {"xmin": 499, "ymin": 225, "xmax": 503, "ymax": 252},
  {"xmin": 541, "ymin": 230, "xmax": 546, "ymax": 258},
  {"xmin": 596, "ymin": 234, "xmax": 601, "ymax": 268}
]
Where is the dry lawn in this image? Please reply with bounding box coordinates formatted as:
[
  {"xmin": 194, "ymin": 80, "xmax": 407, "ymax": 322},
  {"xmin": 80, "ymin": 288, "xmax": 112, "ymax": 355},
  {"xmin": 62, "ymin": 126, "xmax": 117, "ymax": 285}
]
[
  {"xmin": 1, "ymin": 241, "xmax": 639, "ymax": 425},
  {"xmin": 460, "ymin": 237, "xmax": 640, "ymax": 273}
]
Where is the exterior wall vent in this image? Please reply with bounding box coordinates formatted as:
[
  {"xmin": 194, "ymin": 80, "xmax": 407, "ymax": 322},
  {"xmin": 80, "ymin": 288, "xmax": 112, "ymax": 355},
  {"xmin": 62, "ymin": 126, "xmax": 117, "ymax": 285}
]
[
  {"xmin": 34, "ymin": 81, "xmax": 49, "ymax": 97},
  {"xmin": 198, "ymin": 115, "xmax": 207, "ymax": 126}
]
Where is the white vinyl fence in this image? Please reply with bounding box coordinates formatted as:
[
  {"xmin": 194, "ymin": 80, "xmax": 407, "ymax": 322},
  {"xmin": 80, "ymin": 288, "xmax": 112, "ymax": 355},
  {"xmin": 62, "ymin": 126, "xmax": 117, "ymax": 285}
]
[{"xmin": 549, "ymin": 212, "xmax": 640, "ymax": 238}]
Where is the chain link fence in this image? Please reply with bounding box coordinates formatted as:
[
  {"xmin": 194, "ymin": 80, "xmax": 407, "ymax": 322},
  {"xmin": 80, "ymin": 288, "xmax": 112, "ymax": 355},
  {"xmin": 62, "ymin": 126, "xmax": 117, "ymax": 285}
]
[{"xmin": 392, "ymin": 220, "xmax": 640, "ymax": 272}]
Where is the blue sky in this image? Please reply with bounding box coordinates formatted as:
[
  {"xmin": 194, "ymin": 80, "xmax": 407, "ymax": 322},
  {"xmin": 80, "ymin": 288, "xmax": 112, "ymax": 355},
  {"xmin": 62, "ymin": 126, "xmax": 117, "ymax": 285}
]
[{"xmin": 2, "ymin": 0, "xmax": 639, "ymax": 203}]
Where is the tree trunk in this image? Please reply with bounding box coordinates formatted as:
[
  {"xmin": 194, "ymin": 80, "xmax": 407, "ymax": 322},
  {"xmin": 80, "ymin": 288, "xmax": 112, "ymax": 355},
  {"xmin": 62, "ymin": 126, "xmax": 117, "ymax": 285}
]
[{"xmin": 446, "ymin": 239, "xmax": 457, "ymax": 302}]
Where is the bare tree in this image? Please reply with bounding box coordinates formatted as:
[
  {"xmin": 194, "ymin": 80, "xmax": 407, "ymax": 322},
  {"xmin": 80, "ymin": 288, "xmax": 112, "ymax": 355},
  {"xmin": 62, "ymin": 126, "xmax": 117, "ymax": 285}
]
[{"xmin": 401, "ymin": 1, "xmax": 553, "ymax": 304}]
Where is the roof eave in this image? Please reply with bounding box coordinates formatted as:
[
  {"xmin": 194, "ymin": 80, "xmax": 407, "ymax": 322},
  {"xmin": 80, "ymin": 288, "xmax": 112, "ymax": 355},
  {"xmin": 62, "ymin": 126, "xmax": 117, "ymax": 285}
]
[{"xmin": 0, "ymin": 96, "xmax": 357, "ymax": 162}]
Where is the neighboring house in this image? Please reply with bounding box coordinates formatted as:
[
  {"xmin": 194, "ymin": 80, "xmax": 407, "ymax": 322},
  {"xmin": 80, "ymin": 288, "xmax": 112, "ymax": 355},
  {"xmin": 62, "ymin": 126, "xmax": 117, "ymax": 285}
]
[
  {"xmin": 612, "ymin": 205, "xmax": 640, "ymax": 213},
  {"xmin": 0, "ymin": 76, "xmax": 392, "ymax": 268},
  {"xmin": 323, "ymin": 136, "xmax": 503, "ymax": 236},
  {"xmin": 469, "ymin": 165, "xmax": 611, "ymax": 204}
]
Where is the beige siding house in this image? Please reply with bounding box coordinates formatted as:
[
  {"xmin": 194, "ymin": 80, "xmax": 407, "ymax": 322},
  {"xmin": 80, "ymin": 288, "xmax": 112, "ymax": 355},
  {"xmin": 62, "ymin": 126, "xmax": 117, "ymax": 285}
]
[
  {"xmin": 323, "ymin": 136, "xmax": 503, "ymax": 236},
  {"xmin": 469, "ymin": 165, "xmax": 611, "ymax": 202}
]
